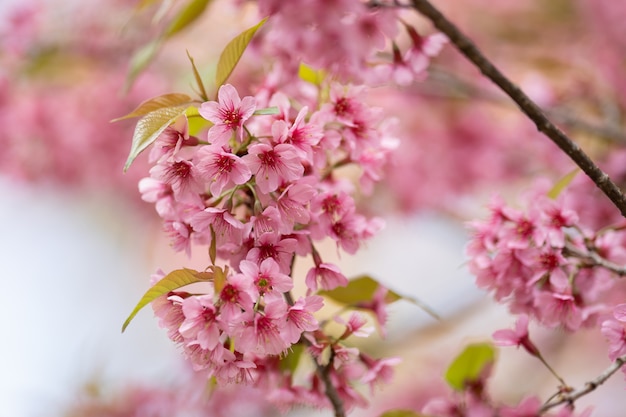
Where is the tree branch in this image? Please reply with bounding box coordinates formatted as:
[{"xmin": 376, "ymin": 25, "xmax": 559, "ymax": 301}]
[
  {"xmin": 315, "ymin": 348, "xmax": 346, "ymax": 417},
  {"xmin": 539, "ymin": 354, "xmax": 626, "ymax": 413},
  {"xmin": 563, "ymin": 243, "xmax": 626, "ymax": 277},
  {"xmin": 409, "ymin": 0, "xmax": 626, "ymax": 218}
]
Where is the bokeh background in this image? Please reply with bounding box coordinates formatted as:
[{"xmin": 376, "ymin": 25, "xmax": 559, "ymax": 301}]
[{"xmin": 2, "ymin": 0, "xmax": 626, "ymax": 416}]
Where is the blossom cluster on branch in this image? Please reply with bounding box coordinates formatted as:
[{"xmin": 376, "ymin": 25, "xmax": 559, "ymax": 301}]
[{"xmin": 137, "ymin": 79, "xmax": 403, "ymax": 412}]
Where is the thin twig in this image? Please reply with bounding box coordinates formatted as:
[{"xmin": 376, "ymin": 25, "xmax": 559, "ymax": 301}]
[
  {"xmin": 563, "ymin": 243, "xmax": 626, "ymax": 276},
  {"xmin": 409, "ymin": 0, "xmax": 626, "ymax": 218},
  {"xmin": 285, "ymin": 260, "xmax": 345, "ymax": 417},
  {"xmin": 539, "ymin": 354, "xmax": 626, "ymax": 413}
]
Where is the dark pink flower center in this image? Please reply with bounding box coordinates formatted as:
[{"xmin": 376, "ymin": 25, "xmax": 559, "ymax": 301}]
[
  {"xmin": 222, "ymin": 109, "xmax": 242, "ymax": 128},
  {"xmin": 220, "ymin": 284, "xmax": 239, "ymax": 303},
  {"xmin": 202, "ymin": 306, "xmax": 216, "ymax": 322},
  {"xmin": 170, "ymin": 161, "xmax": 191, "ymax": 178},
  {"xmin": 322, "ymin": 195, "xmax": 340, "ymax": 214},
  {"xmin": 258, "ymin": 244, "xmax": 277, "ymax": 261},
  {"xmin": 516, "ymin": 219, "xmax": 534, "ymax": 239},
  {"xmin": 540, "ymin": 252, "xmax": 559, "ymax": 270},
  {"xmin": 334, "ymin": 97, "xmax": 351, "ymax": 117},
  {"xmin": 216, "ymin": 155, "xmax": 235, "ymax": 174},
  {"xmin": 258, "ymin": 150, "xmax": 279, "ymax": 166}
]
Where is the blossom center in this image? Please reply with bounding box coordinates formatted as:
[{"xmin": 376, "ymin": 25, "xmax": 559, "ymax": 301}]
[
  {"xmin": 220, "ymin": 284, "xmax": 239, "ymax": 303},
  {"xmin": 258, "ymin": 150, "xmax": 279, "ymax": 166},
  {"xmin": 170, "ymin": 161, "xmax": 191, "ymax": 178},
  {"xmin": 222, "ymin": 109, "xmax": 242, "ymax": 128}
]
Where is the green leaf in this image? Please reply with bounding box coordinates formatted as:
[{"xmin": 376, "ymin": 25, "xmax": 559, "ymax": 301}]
[
  {"xmin": 124, "ymin": 40, "xmax": 161, "ymax": 92},
  {"xmin": 253, "ymin": 106, "xmax": 280, "ymax": 116},
  {"xmin": 320, "ymin": 275, "xmax": 440, "ymax": 320},
  {"xmin": 547, "ymin": 168, "xmax": 579, "ymax": 199},
  {"xmin": 164, "ymin": 0, "xmax": 213, "ymax": 38},
  {"xmin": 215, "ymin": 17, "xmax": 268, "ymax": 89},
  {"xmin": 186, "ymin": 106, "xmax": 213, "ymax": 136},
  {"xmin": 121, "ymin": 268, "xmax": 210, "ymax": 332},
  {"xmin": 445, "ymin": 343, "xmax": 495, "ymax": 391},
  {"xmin": 319, "ymin": 275, "xmax": 379, "ymax": 304},
  {"xmin": 187, "ymin": 50, "xmax": 209, "ymax": 101},
  {"xmin": 379, "ymin": 410, "xmax": 426, "ymax": 417},
  {"xmin": 124, "ymin": 104, "xmax": 190, "ymax": 171},
  {"xmin": 112, "ymin": 93, "xmax": 193, "ymax": 122},
  {"xmin": 298, "ymin": 62, "xmax": 326, "ymax": 86},
  {"xmin": 319, "ymin": 275, "xmax": 401, "ymax": 305},
  {"xmin": 279, "ymin": 343, "xmax": 305, "ymax": 372},
  {"xmin": 211, "ymin": 265, "xmax": 228, "ymax": 294}
]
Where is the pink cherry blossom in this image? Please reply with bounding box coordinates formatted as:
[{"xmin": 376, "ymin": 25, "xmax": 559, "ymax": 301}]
[
  {"xmin": 195, "ymin": 145, "xmax": 252, "ymax": 196},
  {"xmin": 179, "ymin": 294, "xmax": 221, "ymax": 351},
  {"xmin": 614, "ymin": 303, "xmax": 626, "ymax": 321},
  {"xmin": 218, "ymin": 273, "xmax": 255, "ymax": 323},
  {"xmin": 359, "ymin": 354, "xmax": 401, "ymax": 392},
  {"xmin": 191, "ymin": 207, "xmax": 246, "ymax": 245},
  {"xmin": 149, "ymin": 115, "xmax": 196, "ymax": 163},
  {"xmin": 149, "ymin": 158, "xmax": 204, "ymax": 205},
  {"xmin": 246, "ymin": 234, "xmax": 298, "ymax": 274},
  {"xmin": 233, "ymin": 301, "xmax": 289, "ymax": 356},
  {"xmin": 250, "ymin": 206, "xmax": 283, "ymax": 238},
  {"xmin": 283, "ymin": 295, "xmax": 323, "ymax": 344},
  {"xmin": 305, "ymin": 262, "xmax": 348, "ymax": 292},
  {"xmin": 601, "ymin": 318, "xmax": 626, "ymax": 361},
  {"xmin": 199, "ymin": 84, "xmax": 256, "ymax": 147},
  {"xmin": 492, "ymin": 315, "xmax": 540, "ymax": 357},
  {"xmin": 242, "ymin": 142, "xmax": 304, "ymax": 194},
  {"xmin": 238, "ymin": 258, "xmax": 293, "ymax": 300}
]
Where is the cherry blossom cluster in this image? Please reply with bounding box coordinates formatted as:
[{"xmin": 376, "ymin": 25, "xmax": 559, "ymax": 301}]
[
  {"xmin": 467, "ymin": 189, "xmax": 626, "ymax": 332},
  {"xmin": 251, "ymin": 0, "xmax": 447, "ymax": 85},
  {"xmin": 141, "ymin": 82, "xmax": 399, "ymax": 411}
]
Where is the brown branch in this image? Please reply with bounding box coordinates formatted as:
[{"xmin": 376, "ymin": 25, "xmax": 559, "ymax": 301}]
[
  {"xmin": 408, "ymin": 0, "xmax": 626, "ymax": 218},
  {"xmin": 539, "ymin": 354, "xmax": 626, "ymax": 413},
  {"xmin": 315, "ymin": 348, "xmax": 346, "ymax": 417}
]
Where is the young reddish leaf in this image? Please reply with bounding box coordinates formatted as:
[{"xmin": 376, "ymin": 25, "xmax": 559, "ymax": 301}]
[
  {"xmin": 121, "ymin": 268, "xmax": 212, "ymax": 332},
  {"xmin": 124, "ymin": 40, "xmax": 161, "ymax": 92},
  {"xmin": 445, "ymin": 343, "xmax": 495, "ymax": 391},
  {"xmin": 215, "ymin": 17, "xmax": 268, "ymax": 89},
  {"xmin": 124, "ymin": 104, "xmax": 190, "ymax": 171},
  {"xmin": 379, "ymin": 410, "xmax": 426, "ymax": 417},
  {"xmin": 164, "ymin": 0, "xmax": 213, "ymax": 38},
  {"xmin": 547, "ymin": 168, "xmax": 579, "ymax": 199},
  {"xmin": 112, "ymin": 93, "xmax": 193, "ymax": 122}
]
